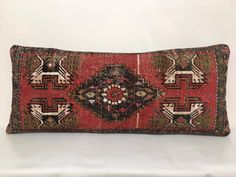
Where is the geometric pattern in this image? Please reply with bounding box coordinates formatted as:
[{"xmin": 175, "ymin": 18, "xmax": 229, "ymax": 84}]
[
  {"xmin": 26, "ymin": 54, "xmax": 74, "ymax": 128},
  {"xmin": 30, "ymin": 55, "xmax": 72, "ymax": 89},
  {"xmin": 29, "ymin": 98, "xmax": 72, "ymax": 128},
  {"xmin": 161, "ymin": 54, "xmax": 205, "ymax": 127},
  {"xmin": 162, "ymin": 97, "xmax": 204, "ymax": 127},
  {"xmin": 6, "ymin": 44, "xmax": 230, "ymax": 136},
  {"xmin": 73, "ymin": 65, "xmax": 158, "ymax": 121},
  {"xmin": 164, "ymin": 54, "xmax": 205, "ymax": 85}
]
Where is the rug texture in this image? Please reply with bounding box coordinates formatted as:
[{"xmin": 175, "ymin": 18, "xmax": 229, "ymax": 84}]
[{"xmin": 6, "ymin": 44, "xmax": 230, "ymax": 136}]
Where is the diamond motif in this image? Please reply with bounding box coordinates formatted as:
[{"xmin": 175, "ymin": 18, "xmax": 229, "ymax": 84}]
[{"xmin": 73, "ymin": 65, "xmax": 158, "ymax": 121}]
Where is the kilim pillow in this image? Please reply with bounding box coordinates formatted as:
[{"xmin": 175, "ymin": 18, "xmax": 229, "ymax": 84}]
[{"xmin": 6, "ymin": 44, "xmax": 230, "ymax": 136}]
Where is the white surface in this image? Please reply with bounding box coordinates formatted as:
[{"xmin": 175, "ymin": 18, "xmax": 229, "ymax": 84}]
[
  {"xmin": 0, "ymin": 128, "xmax": 236, "ymax": 177},
  {"xmin": 0, "ymin": 0, "xmax": 236, "ymax": 177}
]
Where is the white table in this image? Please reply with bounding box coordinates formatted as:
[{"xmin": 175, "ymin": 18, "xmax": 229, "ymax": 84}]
[{"xmin": 0, "ymin": 127, "xmax": 236, "ymax": 177}]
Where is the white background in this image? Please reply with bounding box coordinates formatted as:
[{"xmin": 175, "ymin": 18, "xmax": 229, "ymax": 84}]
[{"xmin": 0, "ymin": 0, "xmax": 236, "ymax": 177}]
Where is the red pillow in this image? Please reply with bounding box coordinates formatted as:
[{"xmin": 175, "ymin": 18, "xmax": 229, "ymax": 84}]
[{"xmin": 6, "ymin": 44, "xmax": 230, "ymax": 136}]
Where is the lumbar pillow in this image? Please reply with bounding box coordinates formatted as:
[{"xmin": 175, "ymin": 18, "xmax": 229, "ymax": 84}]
[{"xmin": 6, "ymin": 44, "xmax": 230, "ymax": 136}]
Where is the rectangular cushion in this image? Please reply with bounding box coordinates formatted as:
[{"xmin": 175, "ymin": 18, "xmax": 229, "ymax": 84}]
[{"xmin": 6, "ymin": 44, "xmax": 230, "ymax": 136}]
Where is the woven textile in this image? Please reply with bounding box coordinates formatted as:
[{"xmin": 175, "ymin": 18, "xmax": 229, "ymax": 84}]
[{"xmin": 6, "ymin": 44, "xmax": 230, "ymax": 136}]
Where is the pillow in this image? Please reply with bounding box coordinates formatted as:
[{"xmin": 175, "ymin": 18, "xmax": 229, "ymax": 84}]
[{"xmin": 6, "ymin": 44, "xmax": 230, "ymax": 136}]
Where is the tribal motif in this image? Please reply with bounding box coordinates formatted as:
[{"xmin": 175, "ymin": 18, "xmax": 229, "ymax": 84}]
[
  {"xmin": 29, "ymin": 98, "xmax": 72, "ymax": 128},
  {"xmin": 160, "ymin": 54, "xmax": 205, "ymax": 127},
  {"xmin": 164, "ymin": 54, "xmax": 204, "ymax": 85},
  {"xmin": 162, "ymin": 98, "xmax": 204, "ymax": 127},
  {"xmin": 73, "ymin": 65, "xmax": 158, "ymax": 121},
  {"xmin": 30, "ymin": 55, "xmax": 72, "ymax": 89},
  {"xmin": 6, "ymin": 44, "xmax": 230, "ymax": 136}
]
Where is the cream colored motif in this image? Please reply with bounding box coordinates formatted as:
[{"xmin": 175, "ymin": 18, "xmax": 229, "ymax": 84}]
[
  {"xmin": 162, "ymin": 103, "xmax": 204, "ymax": 127},
  {"xmin": 31, "ymin": 55, "xmax": 71, "ymax": 85},
  {"xmin": 30, "ymin": 103, "xmax": 71, "ymax": 128},
  {"xmin": 164, "ymin": 55, "xmax": 204, "ymax": 84}
]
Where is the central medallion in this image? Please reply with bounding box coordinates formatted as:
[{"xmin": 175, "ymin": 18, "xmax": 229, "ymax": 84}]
[
  {"xmin": 102, "ymin": 83, "xmax": 128, "ymax": 105},
  {"xmin": 73, "ymin": 65, "xmax": 158, "ymax": 121}
]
